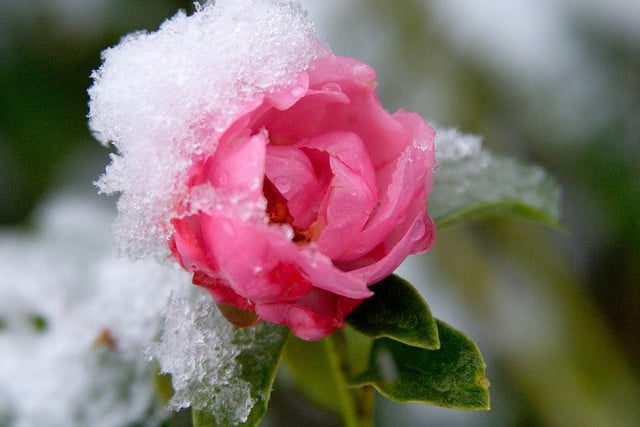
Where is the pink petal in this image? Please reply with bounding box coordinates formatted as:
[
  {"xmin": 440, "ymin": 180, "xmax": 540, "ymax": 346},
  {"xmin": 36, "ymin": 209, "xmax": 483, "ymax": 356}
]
[
  {"xmin": 338, "ymin": 113, "xmax": 435, "ymax": 263},
  {"xmin": 255, "ymin": 301, "xmax": 340, "ymax": 341},
  {"xmin": 255, "ymin": 60, "xmax": 406, "ymax": 168},
  {"xmin": 295, "ymin": 132, "xmax": 378, "ymax": 258},
  {"xmin": 203, "ymin": 131, "xmax": 267, "ymax": 201},
  {"xmin": 170, "ymin": 217, "xmax": 216, "ymax": 276},
  {"xmin": 339, "ymin": 210, "xmax": 436, "ymax": 284},
  {"xmin": 264, "ymin": 72, "xmax": 310, "ymax": 110},
  {"xmin": 264, "ymin": 145, "xmax": 325, "ymax": 229},
  {"xmin": 308, "ymin": 54, "xmax": 377, "ymax": 87},
  {"xmin": 192, "ymin": 272, "xmax": 254, "ymax": 311},
  {"xmin": 256, "ymin": 288, "xmax": 363, "ymax": 340},
  {"xmin": 199, "ymin": 212, "xmax": 372, "ymax": 302},
  {"xmin": 296, "ymin": 131, "xmax": 377, "ymax": 192}
]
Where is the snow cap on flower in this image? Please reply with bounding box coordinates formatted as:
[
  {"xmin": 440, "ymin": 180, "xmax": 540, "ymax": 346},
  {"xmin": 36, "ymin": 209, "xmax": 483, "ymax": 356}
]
[{"xmin": 88, "ymin": 0, "xmax": 324, "ymax": 257}]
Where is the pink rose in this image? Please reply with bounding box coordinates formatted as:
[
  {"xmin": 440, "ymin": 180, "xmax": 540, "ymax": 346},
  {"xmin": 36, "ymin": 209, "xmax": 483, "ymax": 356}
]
[{"xmin": 169, "ymin": 54, "xmax": 436, "ymax": 340}]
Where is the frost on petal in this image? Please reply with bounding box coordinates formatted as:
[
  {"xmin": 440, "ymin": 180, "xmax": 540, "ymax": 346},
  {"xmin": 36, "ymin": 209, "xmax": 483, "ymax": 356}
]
[
  {"xmin": 150, "ymin": 292, "xmax": 286, "ymax": 425},
  {"xmin": 88, "ymin": 0, "xmax": 325, "ymax": 258}
]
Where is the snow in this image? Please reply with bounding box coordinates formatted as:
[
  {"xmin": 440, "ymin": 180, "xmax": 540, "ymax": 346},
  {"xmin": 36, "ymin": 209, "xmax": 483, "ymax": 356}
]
[
  {"xmin": 88, "ymin": 0, "xmax": 324, "ymax": 258},
  {"xmin": 430, "ymin": 128, "xmax": 560, "ymax": 222},
  {"xmin": 0, "ymin": 195, "xmax": 189, "ymax": 427}
]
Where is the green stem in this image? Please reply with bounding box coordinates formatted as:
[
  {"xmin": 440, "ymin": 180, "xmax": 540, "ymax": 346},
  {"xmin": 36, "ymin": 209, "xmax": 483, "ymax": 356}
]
[
  {"xmin": 357, "ymin": 385, "xmax": 375, "ymax": 427},
  {"xmin": 324, "ymin": 331, "xmax": 375, "ymax": 427},
  {"xmin": 324, "ymin": 334, "xmax": 360, "ymax": 427}
]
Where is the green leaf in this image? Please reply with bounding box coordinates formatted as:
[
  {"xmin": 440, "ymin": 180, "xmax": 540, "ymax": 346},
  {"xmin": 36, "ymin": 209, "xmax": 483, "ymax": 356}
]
[
  {"xmin": 235, "ymin": 325, "xmax": 289, "ymax": 426},
  {"xmin": 430, "ymin": 129, "xmax": 561, "ymax": 229},
  {"xmin": 153, "ymin": 370, "xmax": 174, "ymax": 406},
  {"xmin": 352, "ymin": 320, "xmax": 490, "ymax": 410},
  {"xmin": 192, "ymin": 409, "xmax": 217, "ymax": 427},
  {"xmin": 346, "ymin": 275, "xmax": 439, "ymax": 350},
  {"xmin": 193, "ymin": 324, "xmax": 289, "ymax": 427}
]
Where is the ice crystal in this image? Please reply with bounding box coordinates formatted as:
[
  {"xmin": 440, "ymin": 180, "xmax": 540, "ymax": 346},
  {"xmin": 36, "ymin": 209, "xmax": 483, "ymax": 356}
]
[
  {"xmin": 150, "ymin": 294, "xmax": 253, "ymax": 423},
  {"xmin": 431, "ymin": 128, "xmax": 560, "ymax": 222},
  {"xmin": 0, "ymin": 195, "xmax": 189, "ymax": 427},
  {"xmin": 150, "ymin": 292, "xmax": 286, "ymax": 425}
]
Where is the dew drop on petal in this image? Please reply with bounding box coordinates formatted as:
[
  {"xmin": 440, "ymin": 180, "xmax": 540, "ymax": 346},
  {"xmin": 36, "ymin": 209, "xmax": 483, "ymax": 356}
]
[
  {"xmin": 221, "ymin": 221, "xmax": 235, "ymax": 237},
  {"xmin": 217, "ymin": 172, "xmax": 229, "ymax": 186},
  {"xmin": 321, "ymin": 82, "xmax": 342, "ymax": 93},
  {"xmin": 291, "ymin": 86, "xmax": 306, "ymax": 97},
  {"xmin": 354, "ymin": 244, "xmax": 367, "ymax": 255},
  {"xmin": 410, "ymin": 220, "xmax": 426, "ymax": 242},
  {"xmin": 274, "ymin": 176, "xmax": 291, "ymax": 194}
]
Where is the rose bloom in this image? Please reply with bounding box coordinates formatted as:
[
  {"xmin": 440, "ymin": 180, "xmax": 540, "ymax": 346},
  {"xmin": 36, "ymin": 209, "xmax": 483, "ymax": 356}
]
[{"xmin": 169, "ymin": 54, "xmax": 436, "ymax": 340}]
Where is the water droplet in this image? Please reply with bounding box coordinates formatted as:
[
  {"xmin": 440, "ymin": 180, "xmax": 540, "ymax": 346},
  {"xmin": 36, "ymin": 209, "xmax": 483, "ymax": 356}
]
[
  {"xmin": 410, "ymin": 220, "xmax": 426, "ymax": 241},
  {"xmin": 217, "ymin": 172, "xmax": 229, "ymax": 186},
  {"xmin": 274, "ymin": 177, "xmax": 291, "ymax": 193},
  {"xmin": 322, "ymin": 82, "xmax": 342, "ymax": 93},
  {"xmin": 291, "ymin": 86, "xmax": 306, "ymax": 97},
  {"xmin": 432, "ymin": 162, "xmax": 440, "ymax": 172},
  {"xmin": 477, "ymin": 377, "xmax": 491, "ymax": 389},
  {"xmin": 249, "ymin": 177, "xmax": 261, "ymax": 191},
  {"xmin": 222, "ymin": 221, "xmax": 235, "ymax": 236},
  {"xmin": 354, "ymin": 244, "xmax": 367, "ymax": 254}
]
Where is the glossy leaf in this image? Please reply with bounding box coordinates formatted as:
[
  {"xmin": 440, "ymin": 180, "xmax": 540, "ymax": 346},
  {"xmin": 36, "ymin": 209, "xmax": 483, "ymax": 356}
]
[
  {"xmin": 192, "ymin": 409, "xmax": 218, "ymax": 427},
  {"xmin": 431, "ymin": 128, "xmax": 561, "ymax": 228},
  {"xmin": 346, "ymin": 275, "xmax": 439, "ymax": 350},
  {"xmin": 153, "ymin": 371, "xmax": 174, "ymax": 406},
  {"xmin": 352, "ymin": 320, "xmax": 490, "ymax": 410}
]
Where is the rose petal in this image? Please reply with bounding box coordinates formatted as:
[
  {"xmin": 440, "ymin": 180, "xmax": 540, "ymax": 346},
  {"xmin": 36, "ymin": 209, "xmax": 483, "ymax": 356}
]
[
  {"xmin": 256, "ymin": 56, "xmax": 406, "ymax": 168},
  {"xmin": 199, "ymin": 212, "xmax": 372, "ymax": 301},
  {"xmin": 171, "ymin": 217, "xmax": 216, "ymax": 276},
  {"xmin": 339, "ymin": 210, "xmax": 436, "ymax": 283},
  {"xmin": 264, "ymin": 72, "xmax": 310, "ymax": 111},
  {"xmin": 337, "ymin": 113, "xmax": 435, "ymax": 262},
  {"xmin": 192, "ymin": 271, "xmax": 254, "ymax": 311},
  {"xmin": 308, "ymin": 54, "xmax": 376, "ymax": 87},
  {"xmin": 294, "ymin": 132, "xmax": 378, "ymax": 258},
  {"xmin": 255, "ymin": 301, "xmax": 340, "ymax": 341},
  {"xmin": 297, "ymin": 131, "xmax": 377, "ymax": 192},
  {"xmin": 203, "ymin": 130, "xmax": 267, "ymax": 201},
  {"xmin": 265, "ymin": 145, "xmax": 325, "ymax": 229},
  {"xmin": 256, "ymin": 288, "xmax": 362, "ymax": 340}
]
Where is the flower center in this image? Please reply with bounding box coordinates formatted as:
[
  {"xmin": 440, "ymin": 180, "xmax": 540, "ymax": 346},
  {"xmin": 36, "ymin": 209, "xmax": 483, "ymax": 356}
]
[{"xmin": 263, "ymin": 178, "xmax": 319, "ymax": 244}]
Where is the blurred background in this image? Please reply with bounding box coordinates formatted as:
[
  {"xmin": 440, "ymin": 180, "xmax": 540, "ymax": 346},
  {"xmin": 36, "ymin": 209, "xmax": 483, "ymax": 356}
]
[{"xmin": 1, "ymin": 0, "xmax": 638, "ymax": 426}]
